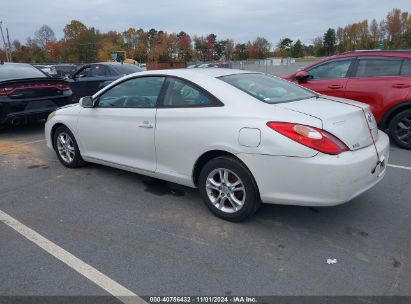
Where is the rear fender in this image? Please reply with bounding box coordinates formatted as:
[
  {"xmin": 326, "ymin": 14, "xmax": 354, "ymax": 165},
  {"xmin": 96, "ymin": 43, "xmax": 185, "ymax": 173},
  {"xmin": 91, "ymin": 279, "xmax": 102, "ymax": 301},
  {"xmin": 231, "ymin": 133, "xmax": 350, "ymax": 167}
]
[{"xmin": 380, "ymin": 101, "xmax": 411, "ymax": 130}]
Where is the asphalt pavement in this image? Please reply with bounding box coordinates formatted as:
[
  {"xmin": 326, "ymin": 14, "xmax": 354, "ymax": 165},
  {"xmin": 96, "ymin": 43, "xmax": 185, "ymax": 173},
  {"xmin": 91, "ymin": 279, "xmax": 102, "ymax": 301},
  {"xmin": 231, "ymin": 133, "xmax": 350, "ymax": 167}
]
[
  {"xmin": 0, "ymin": 63, "xmax": 410, "ymax": 302},
  {"xmin": 0, "ymin": 122, "xmax": 410, "ymax": 301}
]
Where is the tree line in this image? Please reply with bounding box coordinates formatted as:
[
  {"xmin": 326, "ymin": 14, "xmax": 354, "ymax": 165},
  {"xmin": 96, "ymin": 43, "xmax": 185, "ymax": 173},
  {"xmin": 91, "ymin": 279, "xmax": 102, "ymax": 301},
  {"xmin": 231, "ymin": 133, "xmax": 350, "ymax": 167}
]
[
  {"xmin": 1, "ymin": 8, "xmax": 410, "ymax": 64},
  {"xmin": 277, "ymin": 8, "xmax": 411, "ymax": 57}
]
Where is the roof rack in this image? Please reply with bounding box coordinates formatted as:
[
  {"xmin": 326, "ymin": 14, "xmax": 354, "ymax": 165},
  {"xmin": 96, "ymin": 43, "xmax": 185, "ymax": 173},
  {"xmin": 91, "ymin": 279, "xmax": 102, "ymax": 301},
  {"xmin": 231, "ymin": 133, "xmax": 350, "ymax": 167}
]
[{"xmin": 342, "ymin": 49, "xmax": 411, "ymax": 54}]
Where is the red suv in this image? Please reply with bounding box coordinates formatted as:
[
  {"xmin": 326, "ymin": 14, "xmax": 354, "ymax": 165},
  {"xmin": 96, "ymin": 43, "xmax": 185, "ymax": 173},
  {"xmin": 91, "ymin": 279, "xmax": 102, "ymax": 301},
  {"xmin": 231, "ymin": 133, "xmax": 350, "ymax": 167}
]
[{"xmin": 284, "ymin": 50, "xmax": 411, "ymax": 149}]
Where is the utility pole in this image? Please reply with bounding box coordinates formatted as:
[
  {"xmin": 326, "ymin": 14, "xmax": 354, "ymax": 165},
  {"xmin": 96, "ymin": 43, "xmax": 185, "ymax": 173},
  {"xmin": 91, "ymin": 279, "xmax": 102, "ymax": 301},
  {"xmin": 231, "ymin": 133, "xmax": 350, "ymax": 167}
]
[
  {"xmin": 0, "ymin": 21, "xmax": 10, "ymax": 62},
  {"xmin": 6, "ymin": 27, "xmax": 12, "ymax": 62}
]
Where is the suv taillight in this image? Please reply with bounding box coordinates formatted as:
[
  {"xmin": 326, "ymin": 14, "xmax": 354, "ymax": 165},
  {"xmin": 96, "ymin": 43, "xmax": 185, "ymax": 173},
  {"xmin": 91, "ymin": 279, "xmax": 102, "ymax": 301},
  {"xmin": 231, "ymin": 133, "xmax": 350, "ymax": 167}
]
[{"xmin": 267, "ymin": 122, "xmax": 349, "ymax": 155}]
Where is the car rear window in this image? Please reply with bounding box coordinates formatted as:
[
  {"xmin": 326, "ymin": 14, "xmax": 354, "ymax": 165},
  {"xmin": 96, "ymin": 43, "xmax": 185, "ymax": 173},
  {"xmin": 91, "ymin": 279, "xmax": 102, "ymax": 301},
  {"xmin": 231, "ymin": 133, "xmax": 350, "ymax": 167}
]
[
  {"xmin": 400, "ymin": 59, "xmax": 411, "ymax": 76},
  {"xmin": 111, "ymin": 64, "xmax": 143, "ymax": 75},
  {"xmin": 219, "ymin": 73, "xmax": 316, "ymax": 104},
  {"xmin": 355, "ymin": 58, "xmax": 402, "ymax": 77},
  {"xmin": 0, "ymin": 64, "xmax": 47, "ymax": 81}
]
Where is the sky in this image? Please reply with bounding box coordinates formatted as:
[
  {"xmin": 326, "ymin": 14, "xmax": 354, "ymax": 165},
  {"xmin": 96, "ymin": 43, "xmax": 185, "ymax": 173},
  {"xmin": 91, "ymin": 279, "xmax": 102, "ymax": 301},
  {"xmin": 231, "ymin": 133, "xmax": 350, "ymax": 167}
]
[{"xmin": 1, "ymin": 0, "xmax": 410, "ymax": 46}]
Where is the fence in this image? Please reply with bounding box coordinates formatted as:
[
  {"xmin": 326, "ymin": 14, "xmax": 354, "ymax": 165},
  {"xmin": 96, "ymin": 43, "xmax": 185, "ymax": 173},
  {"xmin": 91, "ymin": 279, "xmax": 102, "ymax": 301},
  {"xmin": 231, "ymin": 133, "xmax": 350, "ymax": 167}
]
[{"xmin": 189, "ymin": 59, "xmax": 316, "ymax": 77}]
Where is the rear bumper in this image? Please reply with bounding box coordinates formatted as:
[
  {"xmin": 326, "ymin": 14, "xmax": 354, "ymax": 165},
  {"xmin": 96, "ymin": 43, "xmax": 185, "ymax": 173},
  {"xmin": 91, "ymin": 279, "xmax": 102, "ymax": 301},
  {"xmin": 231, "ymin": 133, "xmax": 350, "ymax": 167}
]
[
  {"xmin": 0, "ymin": 96, "xmax": 73, "ymax": 124},
  {"xmin": 238, "ymin": 131, "xmax": 390, "ymax": 206}
]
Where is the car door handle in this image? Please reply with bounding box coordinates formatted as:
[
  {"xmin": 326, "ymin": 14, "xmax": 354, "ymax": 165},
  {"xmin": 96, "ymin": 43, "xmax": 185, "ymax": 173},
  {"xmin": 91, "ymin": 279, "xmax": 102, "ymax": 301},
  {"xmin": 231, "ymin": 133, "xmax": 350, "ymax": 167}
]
[
  {"xmin": 392, "ymin": 84, "xmax": 410, "ymax": 88},
  {"xmin": 328, "ymin": 84, "xmax": 343, "ymax": 89},
  {"xmin": 138, "ymin": 121, "xmax": 153, "ymax": 128}
]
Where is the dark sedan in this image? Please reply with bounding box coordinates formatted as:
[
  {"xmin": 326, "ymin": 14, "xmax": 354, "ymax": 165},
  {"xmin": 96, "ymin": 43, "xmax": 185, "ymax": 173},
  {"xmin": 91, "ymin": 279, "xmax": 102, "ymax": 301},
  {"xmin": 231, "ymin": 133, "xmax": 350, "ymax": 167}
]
[
  {"xmin": 68, "ymin": 62, "xmax": 143, "ymax": 102},
  {"xmin": 0, "ymin": 62, "xmax": 73, "ymax": 126}
]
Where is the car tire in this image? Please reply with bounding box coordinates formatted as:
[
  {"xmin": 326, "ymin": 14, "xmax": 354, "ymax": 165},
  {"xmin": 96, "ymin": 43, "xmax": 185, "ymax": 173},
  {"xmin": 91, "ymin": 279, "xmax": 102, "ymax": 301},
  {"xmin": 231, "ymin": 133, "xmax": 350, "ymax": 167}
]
[
  {"xmin": 198, "ymin": 156, "xmax": 260, "ymax": 222},
  {"xmin": 388, "ymin": 109, "xmax": 411, "ymax": 150},
  {"xmin": 53, "ymin": 126, "xmax": 85, "ymax": 168}
]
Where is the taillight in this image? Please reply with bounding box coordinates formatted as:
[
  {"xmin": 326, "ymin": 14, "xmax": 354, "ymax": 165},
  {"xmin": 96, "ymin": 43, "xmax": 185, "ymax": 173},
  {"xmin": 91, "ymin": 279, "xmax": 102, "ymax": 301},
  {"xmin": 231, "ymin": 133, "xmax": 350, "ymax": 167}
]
[
  {"xmin": 0, "ymin": 82, "xmax": 70, "ymax": 95},
  {"xmin": 0, "ymin": 87, "xmax": 14, "ymax": 95},
  {"xmin": 55, "ymin": 83, "xmax": 71, "ymax": 91},
  {"xmin": 267, "ymin": 122, "xmax": 349, "ymax": 155}
]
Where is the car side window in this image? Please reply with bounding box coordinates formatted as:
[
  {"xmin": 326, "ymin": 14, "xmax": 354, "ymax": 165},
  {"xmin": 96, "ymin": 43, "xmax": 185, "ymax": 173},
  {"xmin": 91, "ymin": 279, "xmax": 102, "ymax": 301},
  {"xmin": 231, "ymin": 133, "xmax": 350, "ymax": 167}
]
[
  {"xmin": 308, "ymin": 60, "xmax": 352, "ymax": 80},
  {"xmin": 400, "ymin": 59, "xmax": 411, "ymax": 76},
  {"xmin": 163, "ymin": 78, "xmax": 212, "ymax": 107},
  {"xmin": 75, "ymin": 66, "xmax": 91, "ymax": 78},
  {"xmin": 97, "ymin": 77, "xmax": 165, "ymax": 108},
  {"xmin": 91, "ymin": 64, "xmax": 109, "ymax": 77},
  {"xmin": 355, "ymin": 58, "xmax": 402, "ymax": 77}
]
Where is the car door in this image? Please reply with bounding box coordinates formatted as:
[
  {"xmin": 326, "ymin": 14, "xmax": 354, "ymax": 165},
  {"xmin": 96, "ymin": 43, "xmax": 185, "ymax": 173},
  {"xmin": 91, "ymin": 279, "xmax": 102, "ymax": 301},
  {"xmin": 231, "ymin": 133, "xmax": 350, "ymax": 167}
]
[
  {"xmin": 297, "ymin": 58, "xmax": 354, "ymax": 98},
  {"xmin": 155, "ymin": 77, "xmax": 224, "ymax": 182},
  {"xmin": 70, "ymin": 64, "xmax": 110, "ymax": 101},
  {"xmin": 76, "ymin": 76, "xmax": 166, "ymax": 172},
  {"xmin": 345, "ymin": 57, "xmax": 409, "ymax": 123}
]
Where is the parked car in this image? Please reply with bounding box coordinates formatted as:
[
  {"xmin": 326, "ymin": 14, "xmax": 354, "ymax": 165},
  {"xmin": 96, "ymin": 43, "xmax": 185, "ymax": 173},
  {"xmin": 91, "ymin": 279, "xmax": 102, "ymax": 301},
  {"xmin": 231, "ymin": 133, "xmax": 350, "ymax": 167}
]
[
  {"xmin": 45, "ymin": 69, "xmax": 389, "ymax": 221},
  {"xmin": 187, "ymin": 64, "xmax": 200, "ymax": 68},
  {"xmin": 284, "ymin": 50, "xmax": 411, "ymax": 149},
  {"xmin": 0, "ymin": 62, "xmax": 73, "ymax": 126},
  {"xmin": 33, "ymin": 64, "xmax": 57, "ymax": 76},
  {"xmin": 53, "ymin": 64, "xmax": 79, "ymax": 78},
  {"xmin": 67, "ymin": 62, "xmax": 143, "ymax": 102}
]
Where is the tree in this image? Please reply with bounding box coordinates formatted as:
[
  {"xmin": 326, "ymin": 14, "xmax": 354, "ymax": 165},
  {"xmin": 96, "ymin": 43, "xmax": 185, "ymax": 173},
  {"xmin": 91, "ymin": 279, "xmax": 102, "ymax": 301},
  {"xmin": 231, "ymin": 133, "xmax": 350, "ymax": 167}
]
[
  {"xmin": 336, "ymin": 27, "xmax": 345, "ymax": 53},
  {"xmin": 44, "ymin": 40, "xmax": 62, "ymax": 62},
  {"xmin": 62, "ymin": 20, "xmax": 102, "ymax": 63},
  {"xmin": 63, "ymin": 20, "xmax": 87, "ymax": 40},
  {"xmin": 224, "ymin": 39, "xmax": 235, "ymax": 60},
  {"xmin": 386, "ymin": 8, "xmax": 402, "ymax": 44},
  {"xmin": 323, "ymin": 28, "xmax": 336, "ymax": 55},
  {"xmin": 193, "ymin": 36, "xmax": 207, "ymax": 61},
  {"xmin": 313, "ymin": 36, "xmax": 325, "ymax": 57},
  {"xmin": 249, "ymin": 37, "xmax": 270, "ymax": 59},
  {"xmin": 369, "ymin": 19, "xmax": 381, "ymax": 48},
  {"xmin": 234, "ymin": 43, "xmax": 248, "ymax": 60},
  {"xmin": 177, "ymin": 31, "xmax": 192, "ymax": 61},
  {"xmin": 34, "ymin": 25, "xmax": 56, "ymax": 49},
  {"xmin": 278, "ymin": 38, "xmax": 293, "ymax": 50},
  {"xmin": 276, "ymin": 38, "xmax": 293, "ymax": 57},
  {"xmin": 97, "ymin": 31, "xmax": 123, "ymax": 61},
  {"xmin": 215, "ymin": 40, "xmax": 227, "ymax": 60},
  {"xmin": 290, "ymin": 39, "xmax": 303, "ymax": 58},
  {"xmin": 206, "ymin": 33, "xmax": 217, "ymax": 61}
]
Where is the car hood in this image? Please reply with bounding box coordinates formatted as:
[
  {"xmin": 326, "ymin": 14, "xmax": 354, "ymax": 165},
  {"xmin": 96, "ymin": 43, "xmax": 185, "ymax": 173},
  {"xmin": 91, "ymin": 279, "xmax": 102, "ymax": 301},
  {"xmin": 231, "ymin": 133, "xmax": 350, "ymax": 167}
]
[{"xmin": 277, "ymin": 96, "xmax": 378, "ymax": 151}]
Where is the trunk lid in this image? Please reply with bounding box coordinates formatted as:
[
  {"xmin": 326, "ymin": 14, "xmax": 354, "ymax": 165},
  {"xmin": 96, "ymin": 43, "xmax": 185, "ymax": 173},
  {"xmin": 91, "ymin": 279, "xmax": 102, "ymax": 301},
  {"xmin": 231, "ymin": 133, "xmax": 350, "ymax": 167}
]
[{"xmin": 278, "ymin": 96, "xmax": 378, "ymax": 151}]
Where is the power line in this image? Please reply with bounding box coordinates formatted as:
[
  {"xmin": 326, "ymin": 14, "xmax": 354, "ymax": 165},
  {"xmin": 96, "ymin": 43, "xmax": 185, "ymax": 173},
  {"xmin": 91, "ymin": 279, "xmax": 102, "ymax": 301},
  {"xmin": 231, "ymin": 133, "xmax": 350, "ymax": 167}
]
[{"xmin": 0, "ymin": 21, "xmax": 10, "ymax": 62}]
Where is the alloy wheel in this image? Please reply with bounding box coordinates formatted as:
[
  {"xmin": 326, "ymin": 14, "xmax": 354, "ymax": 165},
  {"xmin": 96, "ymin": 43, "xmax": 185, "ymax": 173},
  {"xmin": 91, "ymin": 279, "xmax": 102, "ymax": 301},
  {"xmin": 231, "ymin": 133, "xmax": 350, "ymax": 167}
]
[
  {"xmin": 394, "ymin": 116, "xmax": 411, "ymax": 146},
  {"xmin": 56, "ymin": 132, "xmax": 75, "ymax": 163},
  {"xmin": 205, "ymin": 168, "xmax": 246, "ymax": 213}
]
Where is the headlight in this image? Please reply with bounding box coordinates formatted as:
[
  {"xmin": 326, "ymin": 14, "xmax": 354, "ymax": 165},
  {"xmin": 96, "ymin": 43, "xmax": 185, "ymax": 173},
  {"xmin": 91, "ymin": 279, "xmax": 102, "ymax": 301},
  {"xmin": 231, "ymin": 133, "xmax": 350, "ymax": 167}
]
[{"xmin": 47, "ymin": 111, "xmax": 56, "ymax": 122}]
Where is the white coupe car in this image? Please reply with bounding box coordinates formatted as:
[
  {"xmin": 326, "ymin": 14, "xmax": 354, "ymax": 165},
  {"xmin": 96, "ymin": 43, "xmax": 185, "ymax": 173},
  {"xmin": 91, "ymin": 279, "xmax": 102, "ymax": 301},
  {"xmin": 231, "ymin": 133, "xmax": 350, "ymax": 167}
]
[{"xmin": 45, "ymin": 69, "xmax": 390, "ymax": 221}]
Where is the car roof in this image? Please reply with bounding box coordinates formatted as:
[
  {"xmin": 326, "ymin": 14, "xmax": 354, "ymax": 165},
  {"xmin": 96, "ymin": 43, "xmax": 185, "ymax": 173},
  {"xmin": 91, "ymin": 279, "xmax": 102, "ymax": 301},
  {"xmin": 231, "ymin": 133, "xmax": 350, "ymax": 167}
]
[
  {"xmin": 1, "ymin": 62, "xmax": 34, "ymax": 67},
  {"xmin": 138, "ymin": 68, "xmax": 256, "ymax": 78},
  {"xmin": 341, "ymin": 49, "xmax": 411, "ymax": 57},
  {"xmin": 329, "ymin": 50, "xmax": 411, "ymax": 60}
]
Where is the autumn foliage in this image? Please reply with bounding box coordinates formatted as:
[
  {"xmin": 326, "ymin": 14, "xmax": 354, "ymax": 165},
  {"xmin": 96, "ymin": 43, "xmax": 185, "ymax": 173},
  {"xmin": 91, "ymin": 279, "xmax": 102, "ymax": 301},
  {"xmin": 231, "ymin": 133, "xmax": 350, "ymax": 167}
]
[{"xmin": 5, "ymin": 8, "xmax": 411, "ymax": 64}]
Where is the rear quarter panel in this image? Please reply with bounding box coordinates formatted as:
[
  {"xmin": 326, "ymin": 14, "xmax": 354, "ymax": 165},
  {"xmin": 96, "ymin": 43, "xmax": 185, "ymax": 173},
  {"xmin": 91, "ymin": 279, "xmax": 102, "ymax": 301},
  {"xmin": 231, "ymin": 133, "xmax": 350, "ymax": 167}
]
[{"xmin": 154, "ymin": 79, "xmax": 322, "ymax": 182}]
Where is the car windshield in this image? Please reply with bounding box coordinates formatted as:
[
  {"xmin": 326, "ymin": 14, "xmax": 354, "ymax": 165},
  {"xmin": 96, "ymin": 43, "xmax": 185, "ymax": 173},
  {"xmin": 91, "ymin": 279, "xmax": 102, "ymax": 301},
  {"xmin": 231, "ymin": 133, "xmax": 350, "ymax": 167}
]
[
  {"xmin": 111, "ymin": 64, "xmax": 143, "ymax": 75},
  {"xmin": 220, "ymin": 73, "xmax": 317, "ymax": 104},
  {"xmin": 0, "ymin": 64, "xmax": 47, "ymax": 81}
]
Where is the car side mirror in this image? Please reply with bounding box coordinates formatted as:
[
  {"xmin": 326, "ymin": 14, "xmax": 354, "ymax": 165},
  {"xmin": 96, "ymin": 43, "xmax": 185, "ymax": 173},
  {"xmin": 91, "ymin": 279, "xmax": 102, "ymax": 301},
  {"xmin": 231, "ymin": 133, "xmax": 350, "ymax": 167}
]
[
  {"xmin": 295, "ymin": 70, "xmax": 310, "ymax": 82},
  {"xmin": 79, "ymin": 96, "xmax": 95, "ymax": 108}
]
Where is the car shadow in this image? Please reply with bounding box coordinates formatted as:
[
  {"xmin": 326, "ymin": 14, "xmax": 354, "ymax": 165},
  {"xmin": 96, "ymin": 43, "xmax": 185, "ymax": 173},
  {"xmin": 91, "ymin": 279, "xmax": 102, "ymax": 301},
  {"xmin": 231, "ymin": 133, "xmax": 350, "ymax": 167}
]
[
  {"xmin": 85, "ymin": 162, "xmax": 369, "ymax": 232},
  {"xmin": 0, "ymin": 121, "xmax": 45, "ymax": 137}
]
